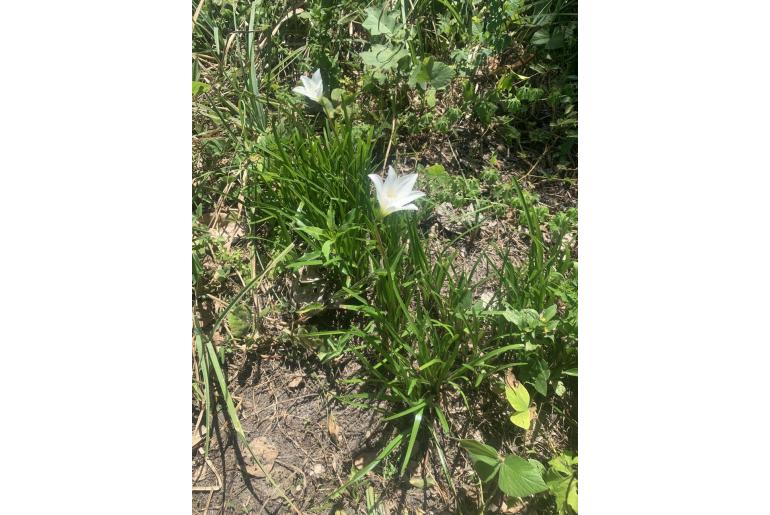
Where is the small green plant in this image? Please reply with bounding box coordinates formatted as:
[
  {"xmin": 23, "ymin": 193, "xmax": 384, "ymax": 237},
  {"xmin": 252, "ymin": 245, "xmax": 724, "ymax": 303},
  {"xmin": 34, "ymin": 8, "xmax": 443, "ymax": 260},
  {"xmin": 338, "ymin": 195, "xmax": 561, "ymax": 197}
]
[
  {"xmin": 505, "ymin": 371, "xmax": 534, "ymax": 430},
  {"xmin": 460, "ymin": 439, "xmax": 548, "ymax": 500},
  {"xmin": 544, "ymin": 452, "xmax": 578, "ymax": 514}
]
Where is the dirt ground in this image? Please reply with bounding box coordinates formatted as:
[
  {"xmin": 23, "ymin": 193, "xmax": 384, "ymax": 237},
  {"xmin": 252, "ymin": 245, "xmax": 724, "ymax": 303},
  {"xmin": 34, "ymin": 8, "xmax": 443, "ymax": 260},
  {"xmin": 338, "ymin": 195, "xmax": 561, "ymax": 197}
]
[{"xmin": 192, "ymin": 345, "xmax": 574, "ymax": 514}]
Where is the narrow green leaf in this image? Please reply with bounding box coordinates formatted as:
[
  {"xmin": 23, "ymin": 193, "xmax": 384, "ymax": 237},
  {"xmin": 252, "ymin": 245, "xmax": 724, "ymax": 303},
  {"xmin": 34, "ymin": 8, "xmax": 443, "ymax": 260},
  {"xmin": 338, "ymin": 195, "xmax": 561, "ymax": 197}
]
[
  {"xmin": 434, "ymin": 405, "xmax": 450, "ymax": 434},
  {"xmin": 400, "ymin": 407, "xmax": 424, "ymax": 476},
  {"xmin": 384, "ymin": 401, "xmax": 427, "ymax": 421},
  {"xmin": 418, "ymin": 358, "xmax": 443, "ymax": 371},
  {"xmin": 329, "ymin": 434, "xmax": 403, "ymax": 499}
]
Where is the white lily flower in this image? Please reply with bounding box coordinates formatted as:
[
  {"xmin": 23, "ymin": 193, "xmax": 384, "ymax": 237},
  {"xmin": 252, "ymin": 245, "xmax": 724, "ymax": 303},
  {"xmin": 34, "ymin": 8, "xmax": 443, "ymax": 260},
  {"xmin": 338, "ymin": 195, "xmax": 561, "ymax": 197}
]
[
  {"xmin": 292, "ymin": 68, "xmax": 324, "ymax": 103},
  {"xmin": 368, "ymin": 166, "xmax": 426, "ymax": 218}
]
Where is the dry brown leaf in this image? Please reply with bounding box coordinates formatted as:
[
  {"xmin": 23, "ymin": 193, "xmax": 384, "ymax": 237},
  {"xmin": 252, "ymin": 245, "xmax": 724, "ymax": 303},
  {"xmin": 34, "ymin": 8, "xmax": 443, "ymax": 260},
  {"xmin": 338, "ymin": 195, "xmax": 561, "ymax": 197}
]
[
  {"xmin": 244, "ymin": 436, "xmax": 278, "ymax": 478},
  {"xmin": 327, "ymin": 414, "xmax": 341, "ymax": 444},
  {"xmin": 501, "ymin": 499, "xmax": 527, "ymax": 513},
  {"xmin": 287, "ymin": 375, "xmax": 303, "ymax": 388},
  {"xmin": 353, "ymin": 449, "xmax": 377, "ymax": 470},
  {"xmin": 505, "ymin": 369, "xmax": 519, "ymax": 389}
]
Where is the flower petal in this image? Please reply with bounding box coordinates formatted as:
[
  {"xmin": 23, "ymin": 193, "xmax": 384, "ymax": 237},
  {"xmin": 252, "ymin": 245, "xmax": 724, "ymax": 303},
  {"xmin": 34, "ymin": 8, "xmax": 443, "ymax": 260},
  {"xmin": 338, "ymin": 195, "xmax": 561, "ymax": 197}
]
[
  {"xmin": 384, "ymin": 165, "xmax": 398, "ymax": 190},
  {"xmin": 396, "ymin": 203, "xmax": 419, "ymax": 212},
  {"xmin": 300, "ymin": 76, "xmax": 314, "ymax": 89},
  {"xmin": 293, "ymin": 86, "xmax": 308, "ymax": 96},
  {"xmin": 392, "ymin": 190, "xmax": 425, "ymax": 208},
  {"xmin": 395, "ymin": 173, "xmax": 418, "ymax": 195},
  {"xmin": 368, "ymin": 173, "xmax": 384, "ymax": 200},
  {"xmin": 312, "ymin": 68, "xmax": 322, "ymax": 85}
]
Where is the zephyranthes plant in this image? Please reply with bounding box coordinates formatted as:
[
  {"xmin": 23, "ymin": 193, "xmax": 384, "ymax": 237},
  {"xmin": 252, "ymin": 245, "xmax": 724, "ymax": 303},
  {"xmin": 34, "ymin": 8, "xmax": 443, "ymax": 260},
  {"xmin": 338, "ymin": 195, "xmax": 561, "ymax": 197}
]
[
  {"xmin": 368, "ymin": 165, "xmax": 426, "ymax": 218},
  {"xmin": 292, "ymin": 68, "xmax": 324, "ymax": 103}
]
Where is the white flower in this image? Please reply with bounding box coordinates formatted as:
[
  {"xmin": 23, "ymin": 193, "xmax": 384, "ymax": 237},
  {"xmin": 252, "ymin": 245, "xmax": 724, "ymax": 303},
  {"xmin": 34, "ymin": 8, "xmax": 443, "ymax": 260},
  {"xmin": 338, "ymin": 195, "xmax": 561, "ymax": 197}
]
[
  {"xmin": 292, "ymin": 68, "xmax": 324, "ymax": 103},
  {"xmin": 368, "ymin": 166, "xmax": 426, "ymax": 218}
]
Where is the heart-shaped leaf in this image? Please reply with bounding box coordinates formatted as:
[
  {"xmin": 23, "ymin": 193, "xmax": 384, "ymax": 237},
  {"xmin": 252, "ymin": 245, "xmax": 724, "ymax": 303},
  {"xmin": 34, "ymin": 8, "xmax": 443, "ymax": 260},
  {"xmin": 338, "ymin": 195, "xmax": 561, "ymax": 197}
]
[
  {"xmin": 498, "ymin": 455, "xmax": 548, "ymax": 498},
  {"xmin": 510, "ymin": 409, "xmax": 531, "ymax": 430},
  {"xmin": 408, "ymin": 58, "xmax": 456, "ymax": 90},
  {"xmin": 362, "ymin": 6, "xmax": 399, "ymax": 36},
  {"xmin": 505, "ymin": 382, "xmax": 530, "ymax": 412},
  {"xmin": 359, "ymin": 44, "xmax": 408, "ymax": 71}
]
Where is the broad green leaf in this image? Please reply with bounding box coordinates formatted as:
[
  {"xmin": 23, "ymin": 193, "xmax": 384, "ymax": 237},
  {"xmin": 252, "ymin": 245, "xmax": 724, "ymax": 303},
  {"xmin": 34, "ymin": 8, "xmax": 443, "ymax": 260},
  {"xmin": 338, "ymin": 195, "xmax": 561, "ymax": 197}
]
[
  {"xmin": 524, "ymin": 341, "xmax": 541, "ymax": 352},
  {"xmin": 542, "ymin": 304, "xmax": 558, "ymax": 321},
  {"xmin": 567, "ymin": 480, "xmax": 578, "ymax": 513},
  {"xmin": 226, "ymin": 304, "xmax": 251, "ymax": 338},
  {"xmin": 424, "ymin": 163, "xmax": 446, "ymax": 176},
  {"xmin": 426, "ymin": 61, "xmax": 455, "ymax": 89},
  {"xmin": 502, "ymin": 309, "xmax": 521, "ymax": 325},
  {"xmin": 545, "ymin": 473, "xmax": 578, "ymax": 514},
  {"xmin": 330, "ymin": 88, "xmax": 344, "ymax": 103},
  {"xmin": 497, "ymin": 73, "xmax": 514, "ymax": 91},
  {"xmin": 359, "ymin": 44, "xmax": 408, "ymax": 71},
  {"xmin": 460, "ymin": 439, "xmax": 501, "ymax": 482},
  {"xmin": 425, "ymin": 87, "xmax": 437, "ymax": 107},
  {"xmin": 510, "ymin": 409, "xmax": 531, "ymax": 430},
  {"xmin": 192, "ymin": 81, "xmax": 210, "ymax": 95},
  {"xmin": 531, "ymin": 29, "xmax": 551, "ymax": 46},
  {"xmin": 503, "ymin": 308, "xmax": 540, "ymax": 330},
  {"xmin": 498, "ymin": 455, "xmax": 548, "ymax": 498},
  {"xmin": 408, "ymin": 58, "xmax": 456, "ymax": 90},
  {"xmin": 546, "ymin": 28, "xmax": 565, "ymax": 50},
  {"xmin": 528, "ymin": 357, "xmax": 550, "ymax": 396},
  {"xmin": 321, "ymin": 240, "xmax": 333, "ymax": 260},
  {"xmin": 408, "ymin": 61, "xmax": 430, "ymax": 89},
  {"xmin": 563, "ymin": 368, "xmax": 578, "ymax": 377},
  {"xmin": 505, "ymin": 382, "xmax": 530, "ymax": 412},
  {"xmin": 528, "ymin": 458, "xmax": 546, "ymax": 476},
  {"xmin": 459, "ymin": 439, "xmax": 498, "ymax": 461},
  {"xmin": 362, "ymin": 6, "xmax": 399, "ymax": 36},
  {"xmin": 548, "ymin": 452, "xmax": 577, "ymax": 475}
]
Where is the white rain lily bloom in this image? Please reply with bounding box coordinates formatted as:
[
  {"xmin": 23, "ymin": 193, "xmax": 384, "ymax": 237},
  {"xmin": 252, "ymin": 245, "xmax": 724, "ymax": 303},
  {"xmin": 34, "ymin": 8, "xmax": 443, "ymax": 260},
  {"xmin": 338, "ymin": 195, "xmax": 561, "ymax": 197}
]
[
  {"xmin": 292, "ymin": 68, "xmax": 324, "ymax": 103},
  {"xmin": 368, "ymin": 166, "xmax": 426, "ymax": 218}
]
